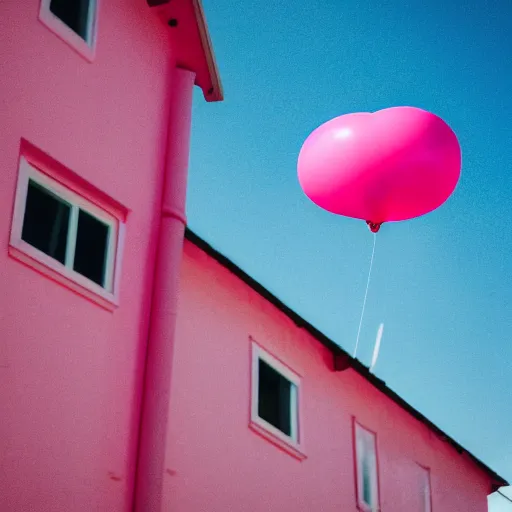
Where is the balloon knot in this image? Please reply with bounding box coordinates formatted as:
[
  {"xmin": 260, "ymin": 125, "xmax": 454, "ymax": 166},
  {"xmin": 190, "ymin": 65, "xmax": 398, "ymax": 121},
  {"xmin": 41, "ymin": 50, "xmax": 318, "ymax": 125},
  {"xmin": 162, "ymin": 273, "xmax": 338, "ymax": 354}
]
[{"xmin": 366, "ymin": 221, "xmax": 381, "ymax": 233}]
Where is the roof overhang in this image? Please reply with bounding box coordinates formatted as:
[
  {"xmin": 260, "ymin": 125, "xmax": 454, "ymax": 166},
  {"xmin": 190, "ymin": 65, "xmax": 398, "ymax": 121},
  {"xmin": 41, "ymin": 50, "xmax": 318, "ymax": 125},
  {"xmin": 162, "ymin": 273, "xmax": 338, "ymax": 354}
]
[
  {"xmin": 184, "ymin": 228, "xmax": 509, "ymax": 493},
  {"xmin": 147, "ymin": 0, "xmax": 223, "ymax": 102}
]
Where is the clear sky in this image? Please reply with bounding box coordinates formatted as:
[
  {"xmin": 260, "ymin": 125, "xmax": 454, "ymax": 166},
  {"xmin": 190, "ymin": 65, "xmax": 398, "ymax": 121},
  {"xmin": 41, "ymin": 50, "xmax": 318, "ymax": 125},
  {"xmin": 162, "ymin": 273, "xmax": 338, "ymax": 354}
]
[{"xmin": 188, "ymin": 0, "xmax": 511, "ymax": 508}]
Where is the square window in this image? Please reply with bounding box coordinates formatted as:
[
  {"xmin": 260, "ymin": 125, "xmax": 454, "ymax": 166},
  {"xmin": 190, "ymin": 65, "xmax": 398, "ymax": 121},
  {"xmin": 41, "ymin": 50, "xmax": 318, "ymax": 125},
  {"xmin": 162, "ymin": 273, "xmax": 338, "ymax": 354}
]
[
  {"xmin": 354, "ymin": 421, "xmax": 380, "ymax": 512},
  {"xmin": 10, "ymin": 157, "xmax": 123, "ymax": 307},
  {"xmin": 49, "ymin": 0, "xmax": 95, "ymax": 42},
  {"xmin": 250, "ymin": 343, "xmax": 302, "ymax": 455},
  {"xmin": 39, "ymin": 0, "xmax": 98, "ymax": 61}
]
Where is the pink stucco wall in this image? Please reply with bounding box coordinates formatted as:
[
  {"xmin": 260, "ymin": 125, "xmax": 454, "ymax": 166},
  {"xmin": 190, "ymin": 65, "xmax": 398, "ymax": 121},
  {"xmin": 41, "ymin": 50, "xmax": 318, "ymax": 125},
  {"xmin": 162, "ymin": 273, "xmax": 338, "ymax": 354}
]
[
  {"xmin": 165, "ymin": 240, "xmax": 492, "ymax": 512},
  {"xmin": 0, "ymin": 2, "xmax": 173, "ymax": 510}
]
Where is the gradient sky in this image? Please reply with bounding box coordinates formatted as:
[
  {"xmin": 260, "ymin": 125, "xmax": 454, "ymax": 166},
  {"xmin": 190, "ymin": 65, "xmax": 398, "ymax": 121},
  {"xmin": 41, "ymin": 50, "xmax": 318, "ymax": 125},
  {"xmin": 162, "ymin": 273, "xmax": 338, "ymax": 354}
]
[{"xmin": 188, "ymin": 0, "xmax": 511, "ymax": 508}]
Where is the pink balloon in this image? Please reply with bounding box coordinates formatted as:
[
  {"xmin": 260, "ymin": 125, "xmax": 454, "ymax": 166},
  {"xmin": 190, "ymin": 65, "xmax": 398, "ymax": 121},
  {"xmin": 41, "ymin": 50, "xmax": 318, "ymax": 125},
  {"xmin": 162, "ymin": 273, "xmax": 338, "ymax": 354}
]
[{"xmin": 297, "ymin": 107, "xmax": 461, "ymax": 231}]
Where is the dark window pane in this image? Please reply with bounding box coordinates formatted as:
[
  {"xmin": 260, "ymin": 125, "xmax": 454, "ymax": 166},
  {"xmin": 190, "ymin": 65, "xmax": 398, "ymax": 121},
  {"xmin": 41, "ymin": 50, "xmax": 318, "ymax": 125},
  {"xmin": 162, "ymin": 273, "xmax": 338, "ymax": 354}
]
[
  {"xmin": 73, "ymin": 210, "xmax": 109, "ymax": 286},
  {"xmin": 49, "ymin": 0, "xmax": 92, "ymax": 40},
  {"xmin": 258, "ymin": 359, "xmax": 292, "ymax": 436},
  {"xmin": 22, "ymin": 180, "xmax": 70, "ymax": 264}
]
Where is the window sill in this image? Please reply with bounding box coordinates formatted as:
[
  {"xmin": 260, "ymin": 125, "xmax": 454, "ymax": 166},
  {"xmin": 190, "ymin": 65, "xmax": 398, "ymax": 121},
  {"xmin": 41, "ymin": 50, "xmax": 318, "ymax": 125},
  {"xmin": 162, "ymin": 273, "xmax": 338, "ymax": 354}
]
[
  {"xmin": 39, "ymin": 4, "xmax": 96, "ymax": 63},
  {"xmin": 357, "ymin": 503, "xmax": 380, "ymax": 512},
  {"xmin": 249, "ymin": 419, "xmax": 306, "ymax": 461},
  {"xmin": 9, "ymin": 242, "xmax": 118, "ymax": 312}
]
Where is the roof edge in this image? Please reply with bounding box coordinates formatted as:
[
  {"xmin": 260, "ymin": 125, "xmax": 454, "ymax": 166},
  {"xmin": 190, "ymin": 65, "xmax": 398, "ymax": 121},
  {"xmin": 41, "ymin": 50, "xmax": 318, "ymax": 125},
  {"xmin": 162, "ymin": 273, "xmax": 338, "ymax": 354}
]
[
  {"xmin": 184, "ymin": 227, "xmax": 509, "ymax": 491},
  {"xmin": 191, "ymin": 0, "xmax": 223, "ymax": 102},
  {"xmin": 146, "ymin": 0, "xmax": 223, "ymax": 102}
]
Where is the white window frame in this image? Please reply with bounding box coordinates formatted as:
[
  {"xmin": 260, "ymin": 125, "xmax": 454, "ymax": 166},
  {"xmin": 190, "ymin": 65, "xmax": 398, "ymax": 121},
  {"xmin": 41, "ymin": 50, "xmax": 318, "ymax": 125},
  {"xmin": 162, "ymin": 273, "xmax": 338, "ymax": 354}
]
[
  {"xmin": 39, "ymin": 0, "xmax": 98, "ymax": 61},
  {"xmin": 354, "ymin": 421, "xmax": 380, "ymax": 512},
  {"xmin": 251, "ymin": 343, "xmax": 301, "ymax": 447},
  {"xmin": 418, "ymin": 464, "xmax": 432, "ymax": 512},
  {"xmin": 10, "ymin": 157, "xmax": 120, "ymax": 303}
]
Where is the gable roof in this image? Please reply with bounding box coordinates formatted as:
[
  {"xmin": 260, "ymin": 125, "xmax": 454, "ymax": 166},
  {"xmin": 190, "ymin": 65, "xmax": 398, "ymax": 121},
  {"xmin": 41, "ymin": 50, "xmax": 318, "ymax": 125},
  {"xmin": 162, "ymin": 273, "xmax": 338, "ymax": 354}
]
[{"xmin": 184, "ymin": 227, "xmax": 508, "ymax": 492}]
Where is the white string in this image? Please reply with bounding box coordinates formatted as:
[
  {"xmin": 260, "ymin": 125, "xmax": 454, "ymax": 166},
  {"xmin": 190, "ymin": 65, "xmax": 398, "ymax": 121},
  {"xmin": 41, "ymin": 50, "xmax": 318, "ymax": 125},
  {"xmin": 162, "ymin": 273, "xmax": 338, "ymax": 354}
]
[
  {"xmin": 353, "ymin": 233, "xmax": 377, "ymax": 359},
  {"xmin": 497, "ymin": 490, "xmax": 512, "ymax": 504}
]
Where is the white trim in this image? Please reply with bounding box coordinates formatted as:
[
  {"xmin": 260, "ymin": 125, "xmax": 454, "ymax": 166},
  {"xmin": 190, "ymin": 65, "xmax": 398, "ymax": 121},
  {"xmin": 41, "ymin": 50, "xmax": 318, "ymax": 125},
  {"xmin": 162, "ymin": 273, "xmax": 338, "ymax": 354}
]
[
  {"xmin": 65, "ymin": 204, "xmax": 79, "ymax": 268},
  {"xmin": 250, "ymin": 343, "xmax": 301, "ymax": 447},
  {"xmin": 102, "ymin": 213, "xmax": 116, "ymax": 290},
  {"xmin": 289, "ymin": 383, "xmax": 298, "ymax": 442},
  {"xmin": 39, "ymin": 0, "xmax": 98, "ymax": 61},
  {"xmin": 11, "ymin": 161, "xmax": 31, "ymax": 245},
  {"xmin": 85, "ymin": 0, "xmax": 97, "ymax": 44},
  {"xmin": 10, "ymin": 157, "xmax": 122, "ymax": 301},
  {"xmin": 355, "ymin": 423, "xmax": 379, "ymax": 512},
  {"xmin": 419, "ymin": 465, "xmax": 432, "ymax": 512},
  {"xmin": 112, "ymin": 222, "xmax": 126, "ymax": 299}
]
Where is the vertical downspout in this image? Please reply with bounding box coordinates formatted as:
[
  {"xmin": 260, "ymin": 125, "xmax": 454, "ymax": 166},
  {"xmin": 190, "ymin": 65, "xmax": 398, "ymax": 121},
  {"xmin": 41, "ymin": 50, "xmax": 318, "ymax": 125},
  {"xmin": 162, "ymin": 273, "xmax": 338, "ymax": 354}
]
[{"xmin": 135, "ymin": 67, "xmax": 196, "ymax": 512}]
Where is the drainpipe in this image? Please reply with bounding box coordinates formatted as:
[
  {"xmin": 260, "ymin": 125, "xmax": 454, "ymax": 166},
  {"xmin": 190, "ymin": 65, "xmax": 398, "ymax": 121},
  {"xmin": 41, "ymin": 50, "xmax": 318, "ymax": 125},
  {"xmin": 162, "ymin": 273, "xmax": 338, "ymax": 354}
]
[{"xmin": 135, "ymin": 66, "xmax": 196, "ymax": 512}]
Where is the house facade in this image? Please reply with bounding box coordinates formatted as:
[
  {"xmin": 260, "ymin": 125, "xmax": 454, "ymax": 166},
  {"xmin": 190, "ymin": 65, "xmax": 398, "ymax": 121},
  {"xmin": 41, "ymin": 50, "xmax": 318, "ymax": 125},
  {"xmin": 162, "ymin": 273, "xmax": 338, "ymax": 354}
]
[
  {"xmin": 0, "ymin": 1, "xmax": 220, "ymax": 511},
  {"xmin": 0, "ymin": 2, "xmax": 507, "ymax": 512},
  {"xmin": 163, "ymin": 232, "xmax": 508, "ymax": 512}
]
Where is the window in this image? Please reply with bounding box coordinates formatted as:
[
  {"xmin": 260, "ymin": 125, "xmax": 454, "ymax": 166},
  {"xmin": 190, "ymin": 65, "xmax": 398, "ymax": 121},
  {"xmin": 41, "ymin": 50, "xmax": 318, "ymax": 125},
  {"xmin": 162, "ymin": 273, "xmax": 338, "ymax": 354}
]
[
  {"xmin": 258, "ymin": 358, "xmax": 297, "ymax": 438},
  {"xmin": 418, "ymin": 465, "xmax": 432, "ymax": 512},
  {"xmin": 49, "ymin": 0, "xmax": 96, "ymax": 42},
  {"xmin": 39, "ymin": 0, "xmax": 98, "ymax": 60},
  {"xmin": 20, "ymin": 176, "xmax": 114, "ymax": 288},
  {"xmin": 250, "ymin": 343, "xmax": 303, "ymax": 457},
  {"xmin": 22, "ymin": 181, "xmax": 70, "ymax": 266},
  {"xmin": 10, "ymin": 157, "xmax": 123, "ymax": 307},
  {"xmin": 354, "ymin": 421, "xmax": 379, "ymax": 512}
]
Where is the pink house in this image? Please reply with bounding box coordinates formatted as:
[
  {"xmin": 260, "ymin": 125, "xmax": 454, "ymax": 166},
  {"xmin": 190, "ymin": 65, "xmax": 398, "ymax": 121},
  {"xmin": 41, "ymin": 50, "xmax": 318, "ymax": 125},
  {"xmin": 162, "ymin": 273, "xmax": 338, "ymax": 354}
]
[
  {"xmin": 1, "ymin": 0, "xmax": 221, "ymax": 510},
  {"xmin": 0, "ymin": 1, "xmax": 507, "ymax": 512},
  {"xmin": 167, "ymin": 232, "xmax": 507, "ymax": 512}
]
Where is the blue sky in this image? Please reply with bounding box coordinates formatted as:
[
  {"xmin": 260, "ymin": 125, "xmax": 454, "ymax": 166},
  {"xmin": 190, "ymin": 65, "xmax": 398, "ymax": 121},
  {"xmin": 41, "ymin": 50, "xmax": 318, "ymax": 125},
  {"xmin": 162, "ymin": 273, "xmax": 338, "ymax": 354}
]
[{"xmin": 189, "ymin": 0, "xmax": 511, "ymax": 508}]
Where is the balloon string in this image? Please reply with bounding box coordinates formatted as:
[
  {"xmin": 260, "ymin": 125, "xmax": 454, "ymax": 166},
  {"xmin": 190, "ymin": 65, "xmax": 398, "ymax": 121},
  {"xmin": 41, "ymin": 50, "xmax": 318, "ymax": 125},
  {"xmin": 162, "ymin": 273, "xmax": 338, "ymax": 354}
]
[{"xmin": 353, "ymin": 233, "xmax": 377, "ymax": 359}]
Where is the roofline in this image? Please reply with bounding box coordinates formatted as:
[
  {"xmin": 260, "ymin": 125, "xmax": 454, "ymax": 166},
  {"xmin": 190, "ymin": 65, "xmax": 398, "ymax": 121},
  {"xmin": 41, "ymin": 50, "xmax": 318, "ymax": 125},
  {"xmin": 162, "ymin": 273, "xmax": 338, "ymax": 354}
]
[
  {"xmin": 191, "ymin": 0, "xmax": 223, "ymax": 102},
  {"xmin": 147, "ymin": 0, "xmax": 223, "ymax": 101},
  {"xmin": 184, "ymin": 227, "xmax": 508, "ymax": 491}
]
